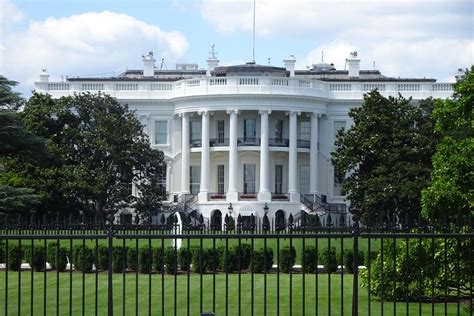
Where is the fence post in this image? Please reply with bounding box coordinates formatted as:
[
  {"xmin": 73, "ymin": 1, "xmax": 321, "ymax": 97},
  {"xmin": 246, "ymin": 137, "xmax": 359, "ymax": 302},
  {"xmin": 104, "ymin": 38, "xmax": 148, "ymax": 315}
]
[
  {"xmin": 352, "ymin": 211, "xmax": 361, "ymax": 316},
  {"xmin": 106, "ymin": 209, "xmax": 115, "ymax": 316}
]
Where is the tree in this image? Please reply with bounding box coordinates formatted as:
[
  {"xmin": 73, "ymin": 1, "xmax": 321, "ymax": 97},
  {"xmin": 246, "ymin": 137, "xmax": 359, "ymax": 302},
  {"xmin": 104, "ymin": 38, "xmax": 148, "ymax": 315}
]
[
  {"xmin": 0, "ymin": 76, "xmax": 23, "ymax": 110},
  {"xmin": 331, "ymin": 91, "xmax": 438, "ymax": 224},
  {"xmin": 422, "ymin": 67, "xmax": 474, "ymax": 225},
  {"xmin": 8, "ymin": 92, "xmax": 166, "ymax": 219}
]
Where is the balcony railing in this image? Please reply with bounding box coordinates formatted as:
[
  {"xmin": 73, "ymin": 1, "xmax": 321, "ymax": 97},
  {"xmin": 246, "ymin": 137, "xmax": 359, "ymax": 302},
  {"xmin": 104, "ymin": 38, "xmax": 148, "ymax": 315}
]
[
  {"xmin": 238, "ymin": 192, "xmax": 257, "ymax": 200},
  {"xmin": 208, "ymin": 192, "xmax": 226, "ymax": 201},
  {"xmin": 297, "ymin": 139, "xmax": 311, "ymax": 148},
  {"xmin": 271, "ymin": 193, "xmax": 290, "ymax": 201},
  {"xmin": 189, "ymin": 139, "xmax": 202, "ymax": 148},
  {"xmin": 237, "ymin": 138, "xmax": 260, "ymax": 146},
  {"xmin": 210, "ymin": 138, "xmax": 229, "ymax": 147},
  {"xmin": 268, "ymin": 138, "xmax": 289, "ymax": 147}
]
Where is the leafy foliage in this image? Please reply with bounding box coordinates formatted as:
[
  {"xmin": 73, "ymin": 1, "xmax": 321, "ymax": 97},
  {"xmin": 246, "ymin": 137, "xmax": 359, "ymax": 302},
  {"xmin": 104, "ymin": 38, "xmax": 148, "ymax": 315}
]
[
  {"xmin": 362, "ymin": 238, "xmax": 473, "ymax": 301},
  {"xmin": 332, "ymin": 91, "xmax": 438, "ymax": 223},
  {"xmin": 0, "ymin": 76, "xmax": 23, "ymax": 110},
  {"xmin": 279, "ymin": 246, "xmax": 296, "ymax": 273},
  {"xmin": 422, "ymin": 67, "xmax": 474, "ymax": 225},
  {"xmin": 6, "ymin": 92, "xmax": 166, "ymax": 218}
]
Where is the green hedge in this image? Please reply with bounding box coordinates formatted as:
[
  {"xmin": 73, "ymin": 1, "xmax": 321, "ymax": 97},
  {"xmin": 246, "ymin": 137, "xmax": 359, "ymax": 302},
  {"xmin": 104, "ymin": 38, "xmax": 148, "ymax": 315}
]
[
  {"xmin": 127, "ymin": 248, "xmax": 138, "ymax": 271},
  {"xmin": 219, "ymin": 246, "xmax": 238, "ymax": 272},
  {"xmin": 250, "ymin": 248, "xmax": 273, "ymax": 273},
  {"xmin": 7, "ymin": 245, "xmax": 22, "ymax": 271},
  {"xmin": 191, "ymin": 248, "xmax": 207, "ymax": 274},
  {"xmin": 138, "ymin": 247, "xmax": 154, "ymax": 274},
  {"xmin": 178, "ymin": 248, "xmax": 192, "ymax": 272},
  {"xmin": 164, "ymin": 247, "xmax": 177, "ymax": 274},
  {"xmin": 74, "ymin": 245, "xmax": 94, "ymax": 273},
  {"xmin": 112, "ymin": 246, "xmax": 127, "ymax": 273},
  {"xmin": 342, "ymin": 249, "xmax": 364, "ymax": 274},
  {"xmin": 30, "ymin": 246, "xmax": 47, "ymax": 272},
  {"xmin": 47, "ymin": 244, "xmax": 68, "ymax": 272},
  {"xmin": 95, "ymin": 245, "xmax": 109, "ymax": 271},
  {"xmin": 319, "ymin": 247, "xmax": 338, "ymax": 273},
  {"xmin": 154, "ymin": 248, "xmax": 164, "ymax": 273},
  {"xmin": 302, "ymin": 246, "xmax": 318, "ymax": 273},
  {"xmin": 279, "ymin": 246, "xmax": 296, "ymax": 273}
]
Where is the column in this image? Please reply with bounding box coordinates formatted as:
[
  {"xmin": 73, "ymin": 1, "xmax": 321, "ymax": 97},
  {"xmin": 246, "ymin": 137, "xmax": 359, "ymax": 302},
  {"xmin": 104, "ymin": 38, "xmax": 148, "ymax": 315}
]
[
  {"xmin": 180, "ymin": 113, "xmax": 190, "ymax": 194},
  {"xmin": 198, "ymin": 111, "xmax": 210, "ymax": 201},
  {"xmin": 258, "ymin": 110, "xmax": 271, "ymax": 201},
  {"xmin": 288, "ymin": 111, "xmax": 300, "ymax": 201},
  {"xmin": 226, "ymin": 109, "xmax": 239, "ymax": 201},
  {"xmin": 309, "ymin": 113, "xmax": 319, "ymax": 195}
]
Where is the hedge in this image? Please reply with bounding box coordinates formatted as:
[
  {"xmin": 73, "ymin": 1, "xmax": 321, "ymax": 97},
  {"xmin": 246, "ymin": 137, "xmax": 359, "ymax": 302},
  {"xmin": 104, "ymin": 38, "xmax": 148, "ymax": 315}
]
[
  {"xmin": 250, "ymin": 248, "xmax": 273, "ymax": 273},
  {"xmin": 319, "ymin": 247, "xmax": 338, "ymax": 273},
  {"xmin": 218, "ymin": 246, "xmax": 238, "ymax": 272},
  {"xmin": 47, "ymin": 244, "xmax": 68, "ymax": 272},
  {"xmin": 164, "ymin": 247, "xmax": 177, "ymax": 274},
  {"xmin": 7, "ymin": 245, "xmax": 22, "ymax": 271},
  {"xmin": 127, "ymin": 248, "xmax": 138, "ymax": 271},
  {"xmin": 138, "ymin": 247, "xmax": 154, "ymax": 274},
  {"xmin": 279, "ymin": 246, "xmax": 296, "ymax": 273},
  {"xmin": 95, "ymin": 245, "xmax": 109, "ymax": 271},
  {"xmin": 30, "ymin": 246, "xmax": 47, "ymax": 272},
  {"xmin": 342, "ymin": 249, "xmax": 364, "ymax": 274},
  {"xmin": 112, "ymin": 246, "xmax": 127, "ymax": 273},
  {"xmin": 191, "ymin": 248, "xmax": 207, "ymax": 274},
  {"xmin": 302, "ymin": 246, "xmax": 318, "ymax": 273},
  {"xmin": 153, "ymin": 248, "xmax": 164, "ymax": 273},
  {"xmin": 74, "ymin": 245, "xmax": 94, "ymax": 273},
  {"xmin": 178, "ymin": 248, "xmax": 192, "ymax": 272}
]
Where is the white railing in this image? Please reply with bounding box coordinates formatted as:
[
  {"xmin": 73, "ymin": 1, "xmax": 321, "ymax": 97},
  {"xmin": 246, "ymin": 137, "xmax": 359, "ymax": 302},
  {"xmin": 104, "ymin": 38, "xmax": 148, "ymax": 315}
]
[{"xmin": 38, "ymin": 77, "xmax": 454, "ymax": 99}]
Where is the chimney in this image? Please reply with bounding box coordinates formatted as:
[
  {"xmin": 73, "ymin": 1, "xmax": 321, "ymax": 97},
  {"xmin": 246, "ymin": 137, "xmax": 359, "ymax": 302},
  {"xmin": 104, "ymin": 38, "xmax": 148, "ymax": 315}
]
[
  {"xmin": 142, "ymin": 51, "xmax": 156, "ymax": 77},
  {"xmin": 346, "ymin": 51, "xmax": 360, "ymax": 78},
  {"xmin": 207, "ymin": 44, "xmax": 219, "ymax": 76},
  {"xmin": 283, "ymin": 54, "xmax": 296, "ymax": 77},
  {"xmin": 39, "ymin": 69, "xmax": 49, "ymax": 82},
  {"xmin": 455, "ymin": 68, "xmax": 465, "ymax": 82}
]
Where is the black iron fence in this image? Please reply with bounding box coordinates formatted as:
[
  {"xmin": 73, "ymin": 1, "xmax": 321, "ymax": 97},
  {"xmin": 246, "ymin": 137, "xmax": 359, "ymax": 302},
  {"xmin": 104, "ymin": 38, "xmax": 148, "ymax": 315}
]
[{"xmin": 0, "ymin": 214, "xmax": 472, "ymax": 315}]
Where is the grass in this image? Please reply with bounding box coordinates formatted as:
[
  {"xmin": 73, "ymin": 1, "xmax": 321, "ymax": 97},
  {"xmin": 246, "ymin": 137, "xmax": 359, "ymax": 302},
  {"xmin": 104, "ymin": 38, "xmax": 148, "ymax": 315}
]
[{"xmin": 0, "ymin": 271, "xmax": 469, "ymax": 315}]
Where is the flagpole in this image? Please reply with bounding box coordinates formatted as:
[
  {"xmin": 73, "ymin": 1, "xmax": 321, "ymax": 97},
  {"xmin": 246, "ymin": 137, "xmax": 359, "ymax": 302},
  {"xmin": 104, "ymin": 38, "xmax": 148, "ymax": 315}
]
[{"xmin": 252, "ymin": 0, "xmax": 256, "ymax": 63}]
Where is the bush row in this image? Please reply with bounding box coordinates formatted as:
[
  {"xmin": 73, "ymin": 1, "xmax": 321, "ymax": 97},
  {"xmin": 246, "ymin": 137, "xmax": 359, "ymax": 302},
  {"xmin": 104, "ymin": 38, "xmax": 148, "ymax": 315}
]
[{"xmin": 0, "ymin": 243, "xmax": 367, "ymax": 274}]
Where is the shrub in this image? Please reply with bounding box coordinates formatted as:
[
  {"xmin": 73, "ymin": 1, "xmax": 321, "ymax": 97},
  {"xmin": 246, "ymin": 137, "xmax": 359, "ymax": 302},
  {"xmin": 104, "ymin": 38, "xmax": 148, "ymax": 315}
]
[
  {"xmin": 192, "ymin": 248, "xmax": 211, "ymax": 274},
  {"xmin": 153, "ymin": 248, "xmax": 164, "ymax": 273},
  {"xmin": 178, "ymin": 248, "xmax": 193, "ymax": 271},
  {"xmin": 302, "ymin": 246, "xmax": 318, "ymax": 273},
  {"xmin": 95, "ymin": 245, "xmax": 109, "ymax": 271},
  {"xmin": 164, "ymin": 247, "xmax": 178, "ymax": 274},
  {"xmin": 74, "ymin": 245, "xmax": 94, "ymax": 273},
  {"xmin": 127, "ymin": 247, "xmax": 138, "ymax": 271},
  {"xmin": 0, "ymin": 242, "xmax": 5, "ymax": 263},
  {"xmin": 139, "ymin": 247, "xmax": 154, "ymax": 274},
  {"xmin": 47, "ymin": 243, "xmax": 68, "ymax": 272},
  {"xmin": 362, "ymin": 238, "xmax": 473, "ymax": 301},
  {"xmin": 219, "ymin": 246, "xmax": 238, "ymax": 272},
  {"xmin": 206, "ymin": 248, "xmax": 220, "ymax": 272},
  {"xmin": 343, "ymin": 249, "xmax": 364, "ymax": 274},
  {"xmin": 30, "ymin": 246, "xmax": 47, "ymax": 272},
  {"xmin": 250, "ymin": 248, "xmax": 273, "ymax": 273},
  {"xmin": 279, "ymin": 246, "xmax": 296, "ymax": 273},
  {"xmin": 236, "ymin": 243, "xmax": 252, "ymax": 270},
  {"xmin": 7, "ymin": 245, "xmax": 22, "ymax": 271},
  {"xmin": 112, "ymin": 246, "xmax": 127, "ymax": 273},
  {"xmin": 365, "ymin": 251, "xmax": 378, "ymax": 266},
  {"xmin": 319, "ymin": 247, "xmax": 337, "ymax": 273}
]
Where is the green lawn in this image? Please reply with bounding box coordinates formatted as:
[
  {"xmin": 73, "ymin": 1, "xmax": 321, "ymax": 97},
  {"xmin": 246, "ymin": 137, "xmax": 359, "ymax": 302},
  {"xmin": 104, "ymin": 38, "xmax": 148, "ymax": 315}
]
[{"xmin": 0, "ymin": 271, "xmax": 468, "ymax": 315}]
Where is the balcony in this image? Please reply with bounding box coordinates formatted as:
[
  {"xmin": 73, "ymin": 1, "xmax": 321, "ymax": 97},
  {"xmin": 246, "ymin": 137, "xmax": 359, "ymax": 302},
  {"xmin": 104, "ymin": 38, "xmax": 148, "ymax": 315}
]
[
  {"xmin": 237, "ymin": 138, "xmax": 260, "ymax": 146},
  {"xmin": 210, "ymin": 138, "xmax": 229, "ymax": 147},
  {"xmin": 238, "ymin": 192, "xmax": 257, "ymax": 201},
  {"xmin": 269, "ymin": 138, "xmax": 289, "ymax": 147},
  {"xmin": 297, "ymin": 139, "xmax": 310, "ymax": 148},
  {"xmin": 189, "ymin": 139, "xmax": 202, "ymax": 148},
  {"xmin": 271, "ymin": 193, "xmax": 290, "ymax": 201}
]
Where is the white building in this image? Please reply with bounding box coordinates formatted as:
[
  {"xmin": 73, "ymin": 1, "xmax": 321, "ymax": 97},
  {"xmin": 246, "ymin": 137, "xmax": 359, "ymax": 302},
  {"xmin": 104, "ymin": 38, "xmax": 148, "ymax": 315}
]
[{"xmin": 34, "ymin": 50, "xmax": 455, "ymax": 228}]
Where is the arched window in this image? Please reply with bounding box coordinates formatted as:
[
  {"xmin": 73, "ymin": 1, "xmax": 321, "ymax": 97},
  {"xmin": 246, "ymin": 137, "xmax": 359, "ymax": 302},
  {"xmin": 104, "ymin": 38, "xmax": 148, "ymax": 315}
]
[
  {"xmin": 275, "ymin": 210, "xmax": 286, "ymax": 231},
  {"xmin": 210, "ymin": 210, "xmax": 222, "ymax": 230}
]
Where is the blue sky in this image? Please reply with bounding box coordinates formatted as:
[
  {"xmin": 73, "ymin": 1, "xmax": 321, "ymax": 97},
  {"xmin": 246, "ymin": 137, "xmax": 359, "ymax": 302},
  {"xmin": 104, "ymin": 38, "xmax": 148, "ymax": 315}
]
[{"xmin": 1, "ymin": 0, "xmax": 473, "ymax": 95}]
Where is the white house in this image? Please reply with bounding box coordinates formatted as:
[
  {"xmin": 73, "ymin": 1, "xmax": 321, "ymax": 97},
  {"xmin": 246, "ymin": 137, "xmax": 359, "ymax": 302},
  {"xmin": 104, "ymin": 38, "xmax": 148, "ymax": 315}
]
[{"xmin": 34, "ymin": 49, "xmax": 455, "ymax": 228}]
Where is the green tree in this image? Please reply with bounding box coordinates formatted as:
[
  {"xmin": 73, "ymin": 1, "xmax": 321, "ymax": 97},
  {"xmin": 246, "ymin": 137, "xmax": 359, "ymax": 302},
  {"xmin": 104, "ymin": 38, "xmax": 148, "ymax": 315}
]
[
  {"xmin": 0, "ymin": 76, "xmax": 23, "ymax": 110},
  {"xmin": 9, "ymin": 92, "xmax": 166, "ymax": 219},
  {"xmin": 331, "ymin": 91, "xmax": 438, "ymax": 224},
  {"xmin": 422, "ymin": 67, "xmax": 474, "ymax": 225}
]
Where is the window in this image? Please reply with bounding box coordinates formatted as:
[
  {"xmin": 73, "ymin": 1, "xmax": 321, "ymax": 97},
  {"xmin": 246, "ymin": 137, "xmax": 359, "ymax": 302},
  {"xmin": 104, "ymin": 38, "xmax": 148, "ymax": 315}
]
[
  {"xmin": 243, "ymin": 164, "xmax": 256, "ymax": 194},
  {"xmin": 156, "ymin": 164, "xmax": 167, "ymax": 194},
  {"xmin": 217, "ymin": 120, "xmax": 225, "ymax": 143},
  {"xmin": 299, "ymin": 121, "xmax": 311, "ymax": 140},
  {"xmin": 244, "ymin": 119, "xmax": 256, "ymax": 141},
  {"xmin": 334, "ymin": 121, "xmax": 346, "ymax": 138},
  {"xmin": 299, "ymin": 165, "xmax": 310, "ymax": 195},
  {"xmin": 189, "ymin": 166, "xmax": 201, "ymax": 194},
  {"xmin": 217, "ymin": 165, "xmax": 225, "ymax": 194},
  {"xmin": 190, "ymin": 121, "xmax": 201, "ymax": 143},
  {"xmin": 275, "ymin": 120, "xmax": 284, "ymax": 141},
  {"xmin": 154, "ymin": 121, "xmax": 168, "ymax": 144},
  {"xmin": 275, "ymin": 165, "xmax": 283, "ymax": 194},
  {"xmin": 333, "ymin": 168, "xmax": 344, "ymax": 196}
]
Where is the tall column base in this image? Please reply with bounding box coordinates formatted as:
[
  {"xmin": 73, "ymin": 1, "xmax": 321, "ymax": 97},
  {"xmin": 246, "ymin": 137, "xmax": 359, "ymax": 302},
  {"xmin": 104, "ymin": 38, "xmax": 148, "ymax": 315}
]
[
  {"xmin": 198, "ymin": 192, "xmax": 209, "ymax": 202},
  {"xmin": 226, "ymin": 190, "xmax": 238, "ymax": 201},
  {"xmin": 258, "ymin": 190, "xmax": 271, "ymax": 201},
  {"xmin": 289, "ymin": 192, "xmax": 300, "ymax": 203}
]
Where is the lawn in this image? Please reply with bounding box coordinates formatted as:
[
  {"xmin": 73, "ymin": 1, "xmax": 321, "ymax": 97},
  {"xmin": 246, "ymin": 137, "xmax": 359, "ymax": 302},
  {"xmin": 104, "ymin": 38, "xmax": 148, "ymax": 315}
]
[{"xmin": 0, "ymin": 271, "xmax": 468, "ymax": 315}]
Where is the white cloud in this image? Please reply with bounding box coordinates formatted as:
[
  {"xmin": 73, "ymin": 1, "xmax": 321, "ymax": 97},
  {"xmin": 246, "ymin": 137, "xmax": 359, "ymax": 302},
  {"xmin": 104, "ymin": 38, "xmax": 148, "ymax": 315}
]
[
  {"xmin": 1, "ymin": 5, "xmax": 189, "ymax": 94},
  {"xmin": 201, "ymin": 0, "xmax": 473, "ymax": 80}
]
